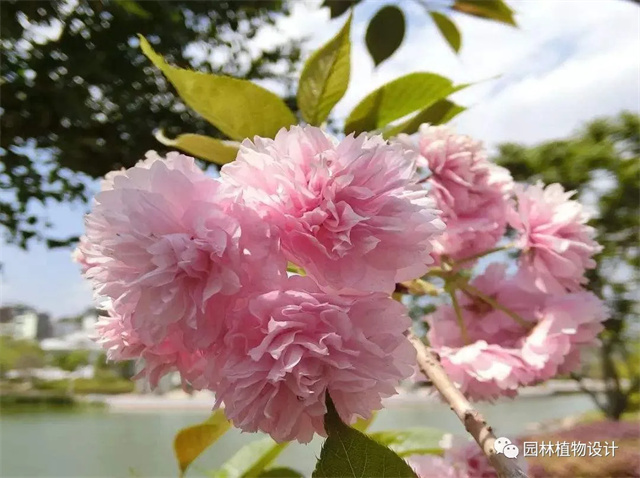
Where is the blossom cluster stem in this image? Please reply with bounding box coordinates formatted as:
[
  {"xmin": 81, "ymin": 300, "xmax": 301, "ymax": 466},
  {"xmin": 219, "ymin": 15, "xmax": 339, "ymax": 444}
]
[
  {"xmin": 408, "ymin": 332, "xmax": 529, "ymax": 478},
  {"xmin": 461, "ymin": 283, "xmax": 533, "ymax": 330},
  {"xmin": 449, "ymin": 289, "xmax": 470, "ymax": 345}
]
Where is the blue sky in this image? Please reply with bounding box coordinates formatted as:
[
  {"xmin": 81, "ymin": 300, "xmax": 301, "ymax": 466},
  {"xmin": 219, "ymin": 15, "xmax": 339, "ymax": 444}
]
[{"xmin": 2, "ymin": 0, "xmax": 639, "ymax": 319}]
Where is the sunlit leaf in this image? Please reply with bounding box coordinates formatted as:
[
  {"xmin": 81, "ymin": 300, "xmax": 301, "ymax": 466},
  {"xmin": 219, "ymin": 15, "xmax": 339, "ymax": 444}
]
[
  {"xmin": 155, "ymin": 131, "xmax": 239, "ymax": 165},
  {"xmin": 430, "ymin": 11, "xmax": 461, "ymax": 53},
  {"xmin": 365, "ymin": 5, "xmax": 406, "ymax": 66},
  {"xmin": 211, "ymin": 437, "xmax": 289, "ymax": 478},
  {"xmin": 452, "ymin": 0, "xmax": 517, "ymax": 26},
  {"xmin": 344, "ymin": 72, "xmax": 458, "ymax": 134},
  {"xmin": 312, "ymin": 397, "xmax": 417, "ymax": 478},
  {"xmin": 352, "ymin": 412, "xmax": 376, "ymax": 432},
  {"xmin": 383, "ymin": 99, "xmax": 465, "ymax": 138},
  {"xmin": 115, "ymin": 0, "xmax": 151, "ymax": 18},
  {"xmin": 174, "ymin": 410, "xmax": 231, "ymax": 477},
  {"xmin": 139, "ymin": 36, "xmax": 296, "ymax": 141},
  {"xmin": 369, "ymin": 428, "xmax": 445, "ymax": 457},
  {"xmin": 298, "ymin": 14, "xmax": 351, "ymax": 125},
  {"xmin": 322, "ymin": 0, "xmax": 360, "ymax": 18}
]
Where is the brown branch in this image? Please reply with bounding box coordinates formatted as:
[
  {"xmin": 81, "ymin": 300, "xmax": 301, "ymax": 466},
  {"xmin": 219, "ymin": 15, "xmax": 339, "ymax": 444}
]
[{"xmin": 408, "ymin": 332, "xmax": 528, "ymax": 478}]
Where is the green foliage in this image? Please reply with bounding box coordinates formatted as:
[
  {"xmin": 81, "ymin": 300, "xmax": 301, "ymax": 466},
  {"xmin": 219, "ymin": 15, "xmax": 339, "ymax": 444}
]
[
  {"xmin": 429, "ymin": 12, "xmax": 461, "ymax": 53},
  {"xmin": 211, "ymin": 437, "xmax": 289, "ymax": 478},
  {"xmin": 34, "ymin": 377, "xmax": 134, "ymax": 395},
  {"xmin": 383, "ymin": 99, "xmax": 465, "ymax": 138},
  {"xmin": 140, "ymin": 37, "xmax": 296, "ymax": 141},
  {"xmin": 0, "ymin": 337, "xmax": 45, "ymax": 377},
  {"xmin": 52, "ymin": 350, "xmax": 90, "ymax": 372},
  {"xmin": 451, "ymin": 0, "xmax": 517, "ymax": 26},
  {"xmin": 1, "ymin": 0, "xmax": 300, "ymax": 248},
  {"xmin": 321, "ymin": 0, "xmax": 515, "ymax": 65},
  {"xmin": 157, "ymin": 133, "xmax": 239, "ymax": 165},
  {"xmin": 494, "ymin": 111, "xmax": 640, "ymax": 419},
  {"xmin": 369, "ymin": 428, "xmax": 445, "ymax": 457},
  {"xmin": 344, "ymin": 73, "xmax": 461, "ymax": 135},
  {"xmin": 256, "ymin": 468, "xmax": 304, "ymax": 478},
  {"xmin": 322, "ymin": 0, "xmax": 360, "ymax": 19},
  {"xmin": 365, "ymin": 5, "xmax": 406, "ymax": 67},
  {"xmin": 312, "ymin": 398, "xmax": 417, "ymax": 478},
  {"xmin": 174, "ymin": 410, "xmax": 231, "ymax": 477},
  {"xmin": 298, "ymin": 14, "xmax": 352, "ymax": 126}
]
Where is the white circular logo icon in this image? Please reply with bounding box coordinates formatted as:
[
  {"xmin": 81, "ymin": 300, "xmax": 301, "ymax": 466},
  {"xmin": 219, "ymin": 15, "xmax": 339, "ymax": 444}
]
[
  {"xmin": 503, "ymin": 444, "xmax": 520, "ymax": 459},
  {"xmin": 494, "ymin": 437, "xmax": 512, "ymax": 454}
]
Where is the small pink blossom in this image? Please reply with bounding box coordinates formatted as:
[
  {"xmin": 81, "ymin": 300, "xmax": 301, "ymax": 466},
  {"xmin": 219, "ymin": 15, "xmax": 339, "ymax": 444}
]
[
  {"xmin": 95, "ymin": 301, "xmax": 206, "ymax": 388},
  {"xmin": 210, "ymin": 276, "xmax": 416, "ymax": 443},
  {"xmin": 221, "ymin": 126, "xmax": 444, "ymax": 293},
  {"xmin": 522, "ymin": 291, "xmax": 607, "ymax": 381},
  {"xmin": 426, "ymin": 264, "xmax": 606, "ymax": 400},
  {"xmin": 407, "ymin": 454, "xmax": 469, "ymax": 478},
  {"xmin": 508, "ymin": 181, "xmax": 602, "ymax": 293},
  {"xmin": 75, "ymin": 151, "xmax": 286, "ymax": 352},
  {"xmin": 398, "ymin": 125, "xmax": 512, "ymax": 262}
]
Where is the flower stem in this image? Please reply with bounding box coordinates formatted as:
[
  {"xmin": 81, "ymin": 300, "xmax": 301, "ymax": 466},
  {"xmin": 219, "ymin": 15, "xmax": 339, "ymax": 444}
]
[
  {"xmin": 449, "ymin": 289, "xmax": 471, "ymax": 345},
  {"xmin": 461, "ymin": 283, "xmax": 533, "ymax": 330}
]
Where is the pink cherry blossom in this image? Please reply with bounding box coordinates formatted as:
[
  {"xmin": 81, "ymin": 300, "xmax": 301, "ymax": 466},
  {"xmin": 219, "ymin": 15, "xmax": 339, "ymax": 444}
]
[
  {"xmin": 95, "ymin": 300, "xmax": 207, "ymax": 389},
  {"xmin": 210, "ymin": 275, "xmax": 416, "ymax": 443},
  {"xmin": 75, "ymin": 151, "xmax": 286, "ymax": 352},
  {"xmin": 522, "ymin": 291, "xmax": 607, "ymax": 381},
  {"xmin": 221, "ymin": 126, "xmax": 444, "ymax": 293},
  {"xmin": 407, "ymin": 454, "xmax": 470, "ymax": 478},
  {"xmin": 398, "ymin": 125, "xmax": 512, "ymax": 263},
  {"xmin": 426, "ymin": 264, "xmax": 606, "ymax": 400},
  {"xmin": 508, "ymin": 181, "xmax": 602, "ymax": 293}
]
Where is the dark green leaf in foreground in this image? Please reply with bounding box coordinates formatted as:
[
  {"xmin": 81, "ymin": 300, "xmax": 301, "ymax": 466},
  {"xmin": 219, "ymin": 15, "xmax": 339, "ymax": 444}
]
[
  {"xmin": 312, "ymin": 397, "xmax": 417, "ymax": 478},
  {"xmin": 365, "ymin": 5, "xmax": 406, "ymax": 66}
]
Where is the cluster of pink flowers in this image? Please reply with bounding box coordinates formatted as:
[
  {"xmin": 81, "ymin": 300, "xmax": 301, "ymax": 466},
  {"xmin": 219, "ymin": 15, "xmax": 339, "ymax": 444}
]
[
  {"xmin": 404, "ymin": 126, "xmax": 607, "ymax": 401},
  {"xmin": 76, "ymin": 127, "xmax": 443, "ymax": 442},
  {"xmin": 77, "ymin": 121, "xmax": 606, "ymax": 441}
]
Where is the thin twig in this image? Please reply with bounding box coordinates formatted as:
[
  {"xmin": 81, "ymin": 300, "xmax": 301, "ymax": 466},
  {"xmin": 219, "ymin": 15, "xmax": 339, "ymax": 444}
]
[
  {"xmin": 454, "ymin": 243, "xmax": 515, "ymax": 266},
  {"xmin": 449, "ymin": 289, "xmax": 470, "ymax": 345},
  {"xmin": 461, "ymin": 283, "xmax": 533, "ymax": 330},
  {"xmin": 408, "ymin": 332, "xmax": 529, "ymax": 478}
]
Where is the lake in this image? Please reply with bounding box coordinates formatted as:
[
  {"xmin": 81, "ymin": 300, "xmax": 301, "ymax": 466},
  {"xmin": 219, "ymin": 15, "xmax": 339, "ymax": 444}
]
[{"xmin": 0, "ymin": 394, "xmax": 596, "ymax": 477}]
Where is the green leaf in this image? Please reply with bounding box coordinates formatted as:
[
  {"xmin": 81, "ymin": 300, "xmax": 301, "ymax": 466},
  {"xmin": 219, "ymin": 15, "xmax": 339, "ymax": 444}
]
[
  {"xmin": 369, "ymin": 428, "xmax": 445, "ymax": 457},
  {"xmin": 312, "ymin": 398, "xmax": 417, "ymax": 478},
  {"xmin": 156, "ymin": 131, "xmax": 239, "ymax": 165},
  {"xmin": 174, "ymin": 410, "xmax": 231, "ymax": 477},
  {"xmin": 211, "ymin": 437, "xmax": 290, "ymax": 478},
  {"xmin": 344, "ymin": 72, "xmax": 457, "ymax": 135},
  {"xmin": 430, "ymin": 12, "xmax": 461, "ymax": 53},
  {"xmin": 452, "ymin": 0, "xmax": 517, "ymax": 26},
  {"xmin": 383, "ymin": 99, "xmax": 466, "ymax": 138},
  {"xmin": 352, "ymin": 412, "xmax": 376, "ymax": 432},
  {"xmin": 257, "ymin": 468, "xmax": 304, "ymax": 478},
  {"xmin": 115, "ymin": 0, "xmax": 151, "ymax": 18},
  {"xmin": 365, "ymin": 5, "xmax": 406, "ymax": 66},
  {"xmin": 322, "ymin": 0, "xmax": 360, "ymax": 18},
  {"xmin": 139, "ymin": 36, "xmax": 296, "ymax": 141},
  {"xmin": 298, "ymin": 14, "xmax": 352, "ymax": 125}
]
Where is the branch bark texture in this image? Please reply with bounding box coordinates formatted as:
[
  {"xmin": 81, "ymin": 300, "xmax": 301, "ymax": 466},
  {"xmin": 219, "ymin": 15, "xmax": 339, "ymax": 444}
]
[{"xmin": 408, "ymin": 332, "xmax": 529, "ymax": 478}]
